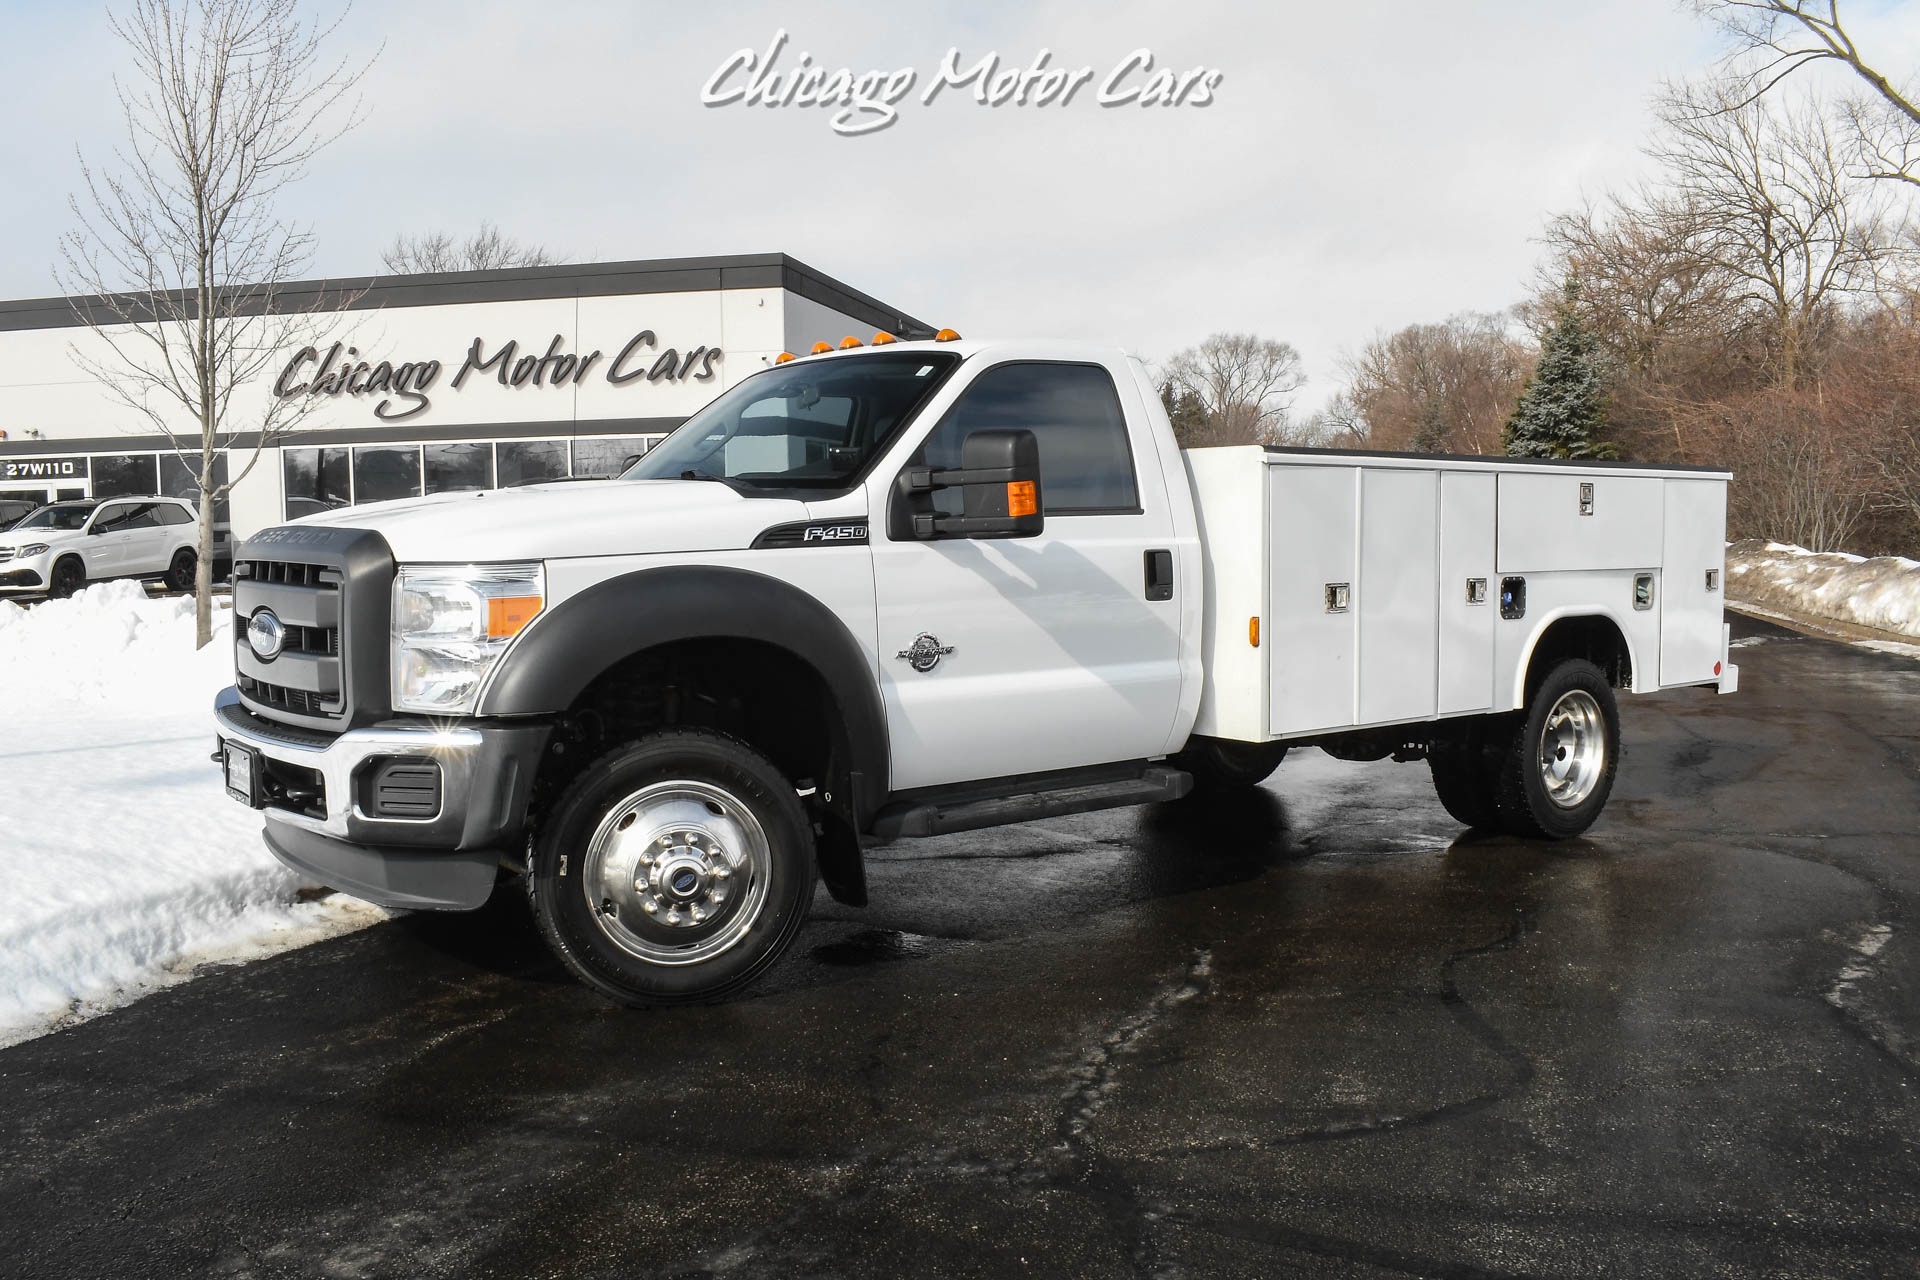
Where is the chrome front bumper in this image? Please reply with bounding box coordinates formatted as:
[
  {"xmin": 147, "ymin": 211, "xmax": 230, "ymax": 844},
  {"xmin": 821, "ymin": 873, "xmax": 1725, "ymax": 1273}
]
[{"xmin": 213, "ymin": 686, "xmax": 550, "ymax": 852}]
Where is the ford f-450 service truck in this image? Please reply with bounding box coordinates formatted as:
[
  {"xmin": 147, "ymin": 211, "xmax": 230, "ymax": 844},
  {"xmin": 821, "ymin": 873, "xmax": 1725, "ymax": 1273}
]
[{"xmin": 214, "ymin": 336, "xmax": 1737, "ymax": 1005}]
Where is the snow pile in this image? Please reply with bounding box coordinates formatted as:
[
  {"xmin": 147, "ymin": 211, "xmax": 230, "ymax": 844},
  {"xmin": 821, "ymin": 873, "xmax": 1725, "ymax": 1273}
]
[
  {"xmin": 1726, "ymin": 539, "xmax": 1920, "ymax": 639},
  {"xmin": 0, "ymin": 582, "xmax": 378, "ymax": 1046}
]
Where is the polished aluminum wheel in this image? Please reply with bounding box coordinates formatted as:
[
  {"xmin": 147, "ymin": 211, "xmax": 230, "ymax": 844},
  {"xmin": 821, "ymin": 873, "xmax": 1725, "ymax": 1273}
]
[
  {"xmin": 579, "ymin": 779, "xmax": 772, "ymax": 966},
  {"xmin": 1539, "ymin": 688, "xmax": 1606, "ymax": 809}
]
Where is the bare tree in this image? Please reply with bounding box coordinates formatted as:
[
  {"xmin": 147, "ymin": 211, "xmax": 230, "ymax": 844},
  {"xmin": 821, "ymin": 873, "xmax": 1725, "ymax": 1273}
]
[
  {"xmin": 57, "ymin": 0, "xmax": 371, "ymax": 646},
  {"xmin": 381, "ymin": 223, "xmax": 557, "ymax": 274},
  {"xmin": 1652, "ymin": 83, "xmax": 1900, "ymax": 388},
  {"xmin": 1695, "ymin": 0, "xmax": 1920, "ymax": 188},
  {"xmin": 1157, "ymin": 333, "xmax": 1306, "ymax": 447},
  {"xmin": 1340, "ymin": 313, "xmax": 1534, "ymax": 455}
]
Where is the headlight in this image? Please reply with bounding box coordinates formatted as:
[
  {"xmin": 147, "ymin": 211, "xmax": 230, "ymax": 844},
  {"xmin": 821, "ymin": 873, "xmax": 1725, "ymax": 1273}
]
[
  {"xmin": 391, "ymin": 562, "xmax": 544, "ymax": 714},
  {"xmin": 17, "ymin": 543, "xmax": 49, "ymax": 557}
]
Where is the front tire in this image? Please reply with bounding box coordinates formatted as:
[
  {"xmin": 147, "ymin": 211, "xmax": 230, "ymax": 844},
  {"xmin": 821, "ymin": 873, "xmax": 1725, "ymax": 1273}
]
[
  {"xmin": 47, "ymin": 556, "xmax": 85, "ymax": 599},
  {"xmin": 165, "ymin": 547, "xmax": 197, "ymax": 593},
  {"xmin": 528, "ymin": 729, "xmax": 817, "ymax": 1006},
  {"xmin": 1493, "ymin": 659, "xmax": 1620, "ymax": 839}
]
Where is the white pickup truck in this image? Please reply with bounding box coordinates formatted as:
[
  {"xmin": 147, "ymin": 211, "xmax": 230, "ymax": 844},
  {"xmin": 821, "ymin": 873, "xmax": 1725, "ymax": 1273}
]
[{"xmin": 214, "ymin": 336, "xmax": 1736, "ymax": 1005}]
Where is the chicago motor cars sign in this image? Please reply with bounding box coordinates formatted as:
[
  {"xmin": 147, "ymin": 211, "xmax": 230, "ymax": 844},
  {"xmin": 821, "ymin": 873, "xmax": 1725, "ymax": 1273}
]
[{"xmin": 272, "ymin": 331, "xmax": 722, "ymax": 423}]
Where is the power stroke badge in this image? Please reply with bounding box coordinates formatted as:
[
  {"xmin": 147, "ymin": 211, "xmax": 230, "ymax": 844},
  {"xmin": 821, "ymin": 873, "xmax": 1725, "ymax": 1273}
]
[{"xmin": 896, "ymin": 633, "xmax": 954, "ymax": 674}]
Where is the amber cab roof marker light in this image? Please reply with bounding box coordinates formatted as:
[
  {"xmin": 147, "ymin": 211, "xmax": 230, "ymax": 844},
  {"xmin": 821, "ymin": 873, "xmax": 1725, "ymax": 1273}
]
[
  {"xmin": 839, "ymin": 336, "xmax": 864, "ymax": 349},
  {"xmin": 872, "ymin": 331, "xmax": 898, "ymax": 345},
  {"xmin": 810, "ymin": 341, "xmax": 833, "ymax": 354},
  {"xmin": 934, "ymin": 328, "xmax": 962, "ymax": 342},
  {"xmin": 775, "ymin": 352, "xmax": 797, "ymax": 364}
]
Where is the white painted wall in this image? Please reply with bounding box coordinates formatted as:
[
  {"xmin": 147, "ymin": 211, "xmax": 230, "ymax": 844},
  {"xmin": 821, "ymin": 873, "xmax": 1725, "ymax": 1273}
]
[{"xmin": 0, "ymin": 284, "xmax": 883, "ymax": 537}]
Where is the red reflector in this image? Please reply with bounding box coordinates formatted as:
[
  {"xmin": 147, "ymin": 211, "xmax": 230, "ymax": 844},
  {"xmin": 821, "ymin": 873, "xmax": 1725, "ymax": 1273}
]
[{"xmin": 1714, "ymin": 661, "xmax": 1722, "ymax": 675}]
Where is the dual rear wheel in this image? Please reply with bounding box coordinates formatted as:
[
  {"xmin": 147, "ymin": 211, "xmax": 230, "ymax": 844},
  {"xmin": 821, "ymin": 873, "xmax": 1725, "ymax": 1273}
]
[{"xmin": 1429, "ymin": 658, "xmax": 1620, "ymax": 839}]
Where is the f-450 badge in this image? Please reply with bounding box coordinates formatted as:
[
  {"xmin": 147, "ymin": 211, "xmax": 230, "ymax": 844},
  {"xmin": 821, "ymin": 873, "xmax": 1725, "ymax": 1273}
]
[{"xmin": 896, "ymin": 633, "xmax": 955, "ymax": 673}]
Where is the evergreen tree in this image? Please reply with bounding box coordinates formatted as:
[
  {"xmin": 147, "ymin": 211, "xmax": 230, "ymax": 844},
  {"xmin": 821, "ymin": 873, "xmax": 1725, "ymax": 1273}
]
[
  {"xmin": 1410, "ymin": 398, "xmax": 1450, "ymax": 452},
  {"xmin": 1157, "ymin": 380, "xmax": 1212, "ymax": 448},
  {"xmin": 1503, "ymin": 283, "xmax": 1618, "ymax": 460}
]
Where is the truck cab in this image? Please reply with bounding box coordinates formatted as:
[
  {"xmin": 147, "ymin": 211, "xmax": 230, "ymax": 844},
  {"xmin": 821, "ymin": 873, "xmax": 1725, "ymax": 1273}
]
[{"xmin": 215, "ymin": 335, "xmax": 1735, "ymax": 1006}]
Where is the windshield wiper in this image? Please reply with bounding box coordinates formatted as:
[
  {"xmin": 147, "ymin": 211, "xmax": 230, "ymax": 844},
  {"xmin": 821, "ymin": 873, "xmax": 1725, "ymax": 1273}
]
[{"xmin": 677, "ymin": 469, "xmax": 753, "ymax": 495}]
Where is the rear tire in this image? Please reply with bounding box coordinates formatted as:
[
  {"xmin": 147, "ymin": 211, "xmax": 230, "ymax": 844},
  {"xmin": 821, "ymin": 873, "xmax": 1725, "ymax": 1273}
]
[
  {"xmin": 527, "ymin": 728, "xmax": 817, "ymax": 1006},
  {"xmin": 48, "ymin": 556, "xmax": 85, "ymax": 599},
  {"xmin": 1170, "ymin": 738, "xmax": 1289, "ymax": 793},
  {"xmin": 1494, "ymin": 659, "xmax": 1620, "ymax": 839},
  {"xmin": 164, "ymin": 547, "xmax": 197, "ymax": 593},
  {"xmin": 1428, "ymin": 719, "xmax": 1506, "ymax": 830}
]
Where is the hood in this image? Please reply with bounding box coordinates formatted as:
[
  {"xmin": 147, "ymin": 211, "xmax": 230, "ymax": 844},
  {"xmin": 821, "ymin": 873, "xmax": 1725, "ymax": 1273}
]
[
  {"xmin": 286, "ymin": 479, "xmax": 814, "ymax": 562},
  {"xmin": 0, "ymin": 527, "xmax": 87, "ymax": 553}
]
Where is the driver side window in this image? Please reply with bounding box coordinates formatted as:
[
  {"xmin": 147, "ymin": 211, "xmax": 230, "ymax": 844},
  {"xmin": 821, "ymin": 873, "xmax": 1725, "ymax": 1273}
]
[
  {"xmin": 91, "ymin": 503, "xmax": 133, "ymax": 533},
  {"xmin": 916, "ymin": 362, "xmax": 1140, "ymax": 516}
]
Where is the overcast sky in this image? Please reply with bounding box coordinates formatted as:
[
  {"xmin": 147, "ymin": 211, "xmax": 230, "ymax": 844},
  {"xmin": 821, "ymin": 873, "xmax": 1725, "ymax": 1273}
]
[{"xmin": 2, "ymin": 0, "xmax": 1914, "ymax": 408}]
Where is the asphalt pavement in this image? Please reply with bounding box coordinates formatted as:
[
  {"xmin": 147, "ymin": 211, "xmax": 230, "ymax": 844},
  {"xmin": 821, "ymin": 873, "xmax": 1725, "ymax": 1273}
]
[{"xmin": 2, "ymin": 613, "xmax": 1916, "ymax": 1279}]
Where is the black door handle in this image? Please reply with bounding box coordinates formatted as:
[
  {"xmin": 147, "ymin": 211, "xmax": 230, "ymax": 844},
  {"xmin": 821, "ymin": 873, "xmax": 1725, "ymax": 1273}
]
[{"xmin": 1144, "ymin": 549, "xmax": 1174, "ymax": 601}]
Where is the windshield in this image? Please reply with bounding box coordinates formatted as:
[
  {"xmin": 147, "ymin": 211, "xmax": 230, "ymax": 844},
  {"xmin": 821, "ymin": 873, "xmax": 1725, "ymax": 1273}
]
[
  {"xmin": 625, "ymin": 351, "xmax": 961, "ymax": 490},
  {"xmin": 12, "ymin": 504, "xmax": 94, "ymax": 532}
]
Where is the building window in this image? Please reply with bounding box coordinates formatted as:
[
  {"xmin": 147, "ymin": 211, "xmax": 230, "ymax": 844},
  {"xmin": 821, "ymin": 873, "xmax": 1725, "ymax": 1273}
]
[
  {"xmin": 572, "ymin": 436, "xmax": 655, "ymax": 478},
  {"xmin": 91, "ymin": 454, "xmax": 161, "ymax": 499},
  {"xmin": 497, "ymin": 440, "xmax": 570, "ymax": 487},
  {"xmin": 424, "ymin": 442, "xmax": 494, "ymax": 494},
  {"xmin": 283, "ymin": 447, "xmax": 351, "ymax": 518},
  {"xmin": 353, "ymin": 446, "xmax": 421, "ymax": 503},
  {"xmin": 161, "ymin": 452, "xmax": 230, "ymax": 521}
]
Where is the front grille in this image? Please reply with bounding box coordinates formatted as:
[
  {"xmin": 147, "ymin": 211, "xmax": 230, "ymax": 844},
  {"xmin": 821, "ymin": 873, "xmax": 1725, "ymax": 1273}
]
[
  {"xmin": 234, "ymin": 555, "xmax": 349, "ymax": 723},
  {"xmin": 230, "ymin": 527, "xmax": 391, "ymax": 731},
  {"xmin": 237, "ymin": 558, "xmax": 332, "ymax": 587},
  {"xmin": 0, "ymin": 548, "xmax": 16, "ymax": 562},
  {"xmin": 236, "ymin": 673, "xmax": 335, "ymax": 718},
  {"xmin": 281, "ymin": 621, "xmax": 339, "ymax": 657}
]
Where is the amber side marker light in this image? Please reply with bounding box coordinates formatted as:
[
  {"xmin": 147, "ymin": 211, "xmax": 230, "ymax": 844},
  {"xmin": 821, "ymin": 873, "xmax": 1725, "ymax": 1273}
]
[
  {"xmin": 872, "ymin": 331, "xmax": 898, "ymax": 345},
  {"xmin": 840, "ymin": 336, "xmax": 864, "ymax": 349},
  {"xmin": 775, "ymin": 352, "xmax": 797, "ymax": 364},
  {"xmin": 810, "ymin": 341, "xmax": 833, "ymax": 354},
  {"xmin": 488, "ymin": 595, "xmax": 543, "ymax": 637},
  {"xmin": 1249, "ymin": 617, "xmax": 1261, "ymax": 647},
  {"xmin": 934, "ymin": 328, "xmax": 962, "ymax": 342},
  {"xmin": 1007, "ymin": 480, "xmax": 1038, "ymax": 518}
]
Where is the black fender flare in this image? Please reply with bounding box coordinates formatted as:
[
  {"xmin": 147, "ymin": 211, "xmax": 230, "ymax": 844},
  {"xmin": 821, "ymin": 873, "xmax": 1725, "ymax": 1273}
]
[{"xmin": 477, "ymin": 565, "xmax": 890, "ymax": 824}]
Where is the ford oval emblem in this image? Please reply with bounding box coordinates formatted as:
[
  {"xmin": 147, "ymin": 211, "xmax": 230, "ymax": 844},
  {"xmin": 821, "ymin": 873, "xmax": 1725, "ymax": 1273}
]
[{"xmin": 247, "ymin": 608, "xmax": 286, "ymax": 661}]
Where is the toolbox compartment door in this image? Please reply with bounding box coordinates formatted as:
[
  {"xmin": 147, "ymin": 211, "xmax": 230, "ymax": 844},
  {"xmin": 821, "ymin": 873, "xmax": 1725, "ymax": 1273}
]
[
  {"xmin": 1267, "ymin": 465, "xmax": 1358, "ymax": 735},
  {"xmin": 1659, "ymin": 479, "xmax": 1727, "ymax": 686}
]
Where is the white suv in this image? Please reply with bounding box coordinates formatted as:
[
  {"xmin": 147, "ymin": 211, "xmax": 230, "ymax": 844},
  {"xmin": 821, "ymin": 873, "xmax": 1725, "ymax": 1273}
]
[{"xmin": 0, "ymin": 496, "xmax": 201, "ymax": 598}]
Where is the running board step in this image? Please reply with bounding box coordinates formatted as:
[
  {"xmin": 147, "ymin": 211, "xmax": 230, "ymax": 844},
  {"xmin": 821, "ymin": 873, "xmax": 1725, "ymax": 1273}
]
[{"xmin": 869, "ymin": 765, "xmax": 1193, "ymax": 841}]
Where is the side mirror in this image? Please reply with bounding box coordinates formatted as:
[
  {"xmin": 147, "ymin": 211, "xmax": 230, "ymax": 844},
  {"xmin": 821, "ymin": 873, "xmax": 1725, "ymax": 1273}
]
[{"xmin": 897, "ymin": 429, "xmax": 1044, "ymax": 540}]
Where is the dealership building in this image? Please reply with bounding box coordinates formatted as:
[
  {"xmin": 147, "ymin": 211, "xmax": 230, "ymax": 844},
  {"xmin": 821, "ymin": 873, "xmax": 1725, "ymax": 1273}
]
[{"xmin": 0, "ymin": 254, "xmax": 929, "ymax": 540}]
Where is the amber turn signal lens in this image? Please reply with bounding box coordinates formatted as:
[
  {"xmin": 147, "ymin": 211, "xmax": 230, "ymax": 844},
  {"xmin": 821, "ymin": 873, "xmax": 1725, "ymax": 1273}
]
[
  {"xmin": 488, "ymin": 595, "xmax": 542, "ymax": 638},
  {"xmin": 934, "ymin": 328, "xmax": 962, "ymax": 342},
  {"xmin": 775, "ymin": 352, "xmax": 797, "ymax": 364},
  {"xmin": 872, "ymin": 331, "xmax": 897, "ymax": 345},
  {"xmin": 810, "ymin": 341, "xmax": 833, "ymax": 354},
  {"xmin": 1006, "ymin": 480, "xmax": 1038, "ymax": 519},
  {"xmin": 840, "ymin": 336, "xmax": 863, "ymax": 349},
  {"xmin": 1249, "ymin": 617, "xmax": 1261, "ymax": 647}
]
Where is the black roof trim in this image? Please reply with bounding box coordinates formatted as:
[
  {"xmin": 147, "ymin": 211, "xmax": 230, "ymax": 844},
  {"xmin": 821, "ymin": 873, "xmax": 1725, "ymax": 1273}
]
[
  {"xmin": 0, "ymin": 253, "xmax": 932, "ymax": 338},
  {"xmin": 1258, "ymin": 444, "xmax": 1731, "ymax": 476}
]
